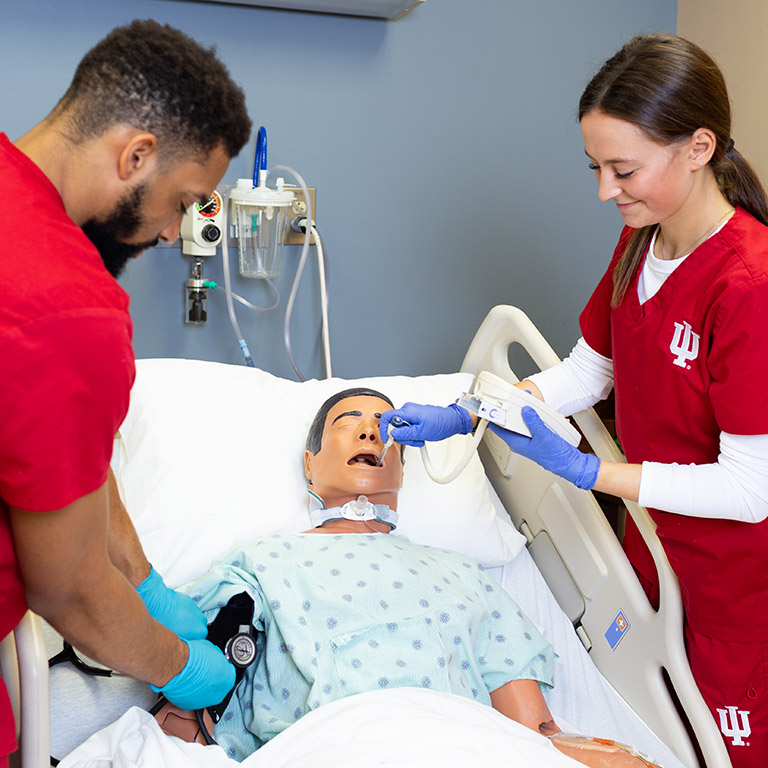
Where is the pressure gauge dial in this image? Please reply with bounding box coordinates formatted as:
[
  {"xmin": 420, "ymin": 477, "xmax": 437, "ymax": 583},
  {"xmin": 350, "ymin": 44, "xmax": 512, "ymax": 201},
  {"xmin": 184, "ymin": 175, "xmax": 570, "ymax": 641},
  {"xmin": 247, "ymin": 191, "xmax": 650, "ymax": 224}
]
[
  {"xmin": 224, "ymin": 625, "xmax": 258, "ymax": 668},
  {"xmin": 196, "ymin": 191, "xmax": 222, "ymax": 219}
]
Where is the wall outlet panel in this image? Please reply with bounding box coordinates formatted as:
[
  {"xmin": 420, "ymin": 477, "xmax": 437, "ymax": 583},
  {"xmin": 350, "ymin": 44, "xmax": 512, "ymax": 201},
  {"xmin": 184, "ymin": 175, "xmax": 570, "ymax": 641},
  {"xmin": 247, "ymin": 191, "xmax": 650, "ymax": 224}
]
[{"xmin": 285, "ymin": 186, "xmax": 317, "ymax": 245}]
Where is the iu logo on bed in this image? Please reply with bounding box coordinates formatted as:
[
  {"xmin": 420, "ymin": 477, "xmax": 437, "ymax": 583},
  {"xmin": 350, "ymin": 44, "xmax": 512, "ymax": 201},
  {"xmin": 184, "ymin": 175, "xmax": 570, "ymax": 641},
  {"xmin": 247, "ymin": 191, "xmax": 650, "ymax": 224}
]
[{"xmin": 604, "ymin": 610, "xmax": 630, "ymax": 650}]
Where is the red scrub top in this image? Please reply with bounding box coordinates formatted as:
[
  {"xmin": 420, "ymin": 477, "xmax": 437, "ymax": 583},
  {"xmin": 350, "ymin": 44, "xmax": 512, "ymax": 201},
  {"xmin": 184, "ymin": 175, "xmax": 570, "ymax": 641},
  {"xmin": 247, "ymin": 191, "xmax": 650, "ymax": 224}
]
[
  {"xmin": 0, "ymin": 133, "xmax": 135, "ymax": 755},
  {"xmin": 580, "ymin": 209, "xmax": 768, "ymax": 640}
]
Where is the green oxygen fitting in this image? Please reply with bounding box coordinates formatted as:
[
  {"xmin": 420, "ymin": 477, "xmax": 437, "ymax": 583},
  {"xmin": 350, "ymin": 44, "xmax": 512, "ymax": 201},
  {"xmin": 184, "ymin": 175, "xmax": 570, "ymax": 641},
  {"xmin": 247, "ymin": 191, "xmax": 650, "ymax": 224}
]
[{"xmin": 202, "ymin": 280, "xmax": 218, "ymax": 290}]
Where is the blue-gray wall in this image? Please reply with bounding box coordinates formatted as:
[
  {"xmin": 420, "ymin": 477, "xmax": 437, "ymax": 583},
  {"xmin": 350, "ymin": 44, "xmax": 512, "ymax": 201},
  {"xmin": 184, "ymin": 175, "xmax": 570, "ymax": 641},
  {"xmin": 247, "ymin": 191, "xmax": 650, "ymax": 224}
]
[{"xmin": 2, "ymin": 0, "xmax": 676, "ymax": 380}]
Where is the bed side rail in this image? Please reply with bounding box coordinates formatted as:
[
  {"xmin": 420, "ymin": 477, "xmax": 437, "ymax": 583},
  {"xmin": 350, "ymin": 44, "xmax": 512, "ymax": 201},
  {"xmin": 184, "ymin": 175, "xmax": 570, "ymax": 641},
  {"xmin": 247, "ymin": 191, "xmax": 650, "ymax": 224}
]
[
  {"xmin": 460, "ymin": 304, "xmax": 729, "ymax": 768},
  {"xmin": 0, "ymin": 611, "xmax": 50, "ymax": 768}
]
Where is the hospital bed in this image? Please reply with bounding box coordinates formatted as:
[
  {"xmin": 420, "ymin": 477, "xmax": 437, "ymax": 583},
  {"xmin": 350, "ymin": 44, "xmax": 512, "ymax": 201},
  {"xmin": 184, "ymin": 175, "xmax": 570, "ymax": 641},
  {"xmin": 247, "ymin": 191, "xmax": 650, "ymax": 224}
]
[{"xmin": 1, "ymin": 304, "xmax": 730, "ymax": 768}]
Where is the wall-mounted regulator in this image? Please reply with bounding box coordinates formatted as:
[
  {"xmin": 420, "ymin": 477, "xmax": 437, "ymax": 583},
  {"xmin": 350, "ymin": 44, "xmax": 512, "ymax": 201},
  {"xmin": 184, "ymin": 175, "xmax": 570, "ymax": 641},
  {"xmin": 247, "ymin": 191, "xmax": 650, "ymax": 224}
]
[{"xmin": 181, "ymin": 190, "xmax": 224, "ymax": 325}]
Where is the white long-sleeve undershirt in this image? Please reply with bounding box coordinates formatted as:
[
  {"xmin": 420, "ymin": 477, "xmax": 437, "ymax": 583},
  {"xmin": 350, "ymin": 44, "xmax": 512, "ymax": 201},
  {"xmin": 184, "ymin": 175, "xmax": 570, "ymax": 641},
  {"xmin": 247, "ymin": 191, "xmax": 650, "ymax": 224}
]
[{"xmin": 526, "ymin": 338, "xmax": 768, "ymax": 523}]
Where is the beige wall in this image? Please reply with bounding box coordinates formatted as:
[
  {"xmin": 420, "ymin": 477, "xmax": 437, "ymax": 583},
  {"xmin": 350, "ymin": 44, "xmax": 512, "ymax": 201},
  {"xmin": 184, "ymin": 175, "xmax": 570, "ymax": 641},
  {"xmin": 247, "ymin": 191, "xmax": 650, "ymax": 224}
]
[{"xmin": 678, "ymin": 0, "xmax": 768, "ymax": 185}]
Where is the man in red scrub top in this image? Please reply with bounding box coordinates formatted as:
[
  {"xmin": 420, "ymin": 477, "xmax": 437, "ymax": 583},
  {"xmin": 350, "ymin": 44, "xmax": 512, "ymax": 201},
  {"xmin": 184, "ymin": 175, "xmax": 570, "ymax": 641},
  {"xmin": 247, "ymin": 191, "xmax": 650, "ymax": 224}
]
[{"xmin": 0, "ymin": 20, "xmax": 252, "ymax": 764}]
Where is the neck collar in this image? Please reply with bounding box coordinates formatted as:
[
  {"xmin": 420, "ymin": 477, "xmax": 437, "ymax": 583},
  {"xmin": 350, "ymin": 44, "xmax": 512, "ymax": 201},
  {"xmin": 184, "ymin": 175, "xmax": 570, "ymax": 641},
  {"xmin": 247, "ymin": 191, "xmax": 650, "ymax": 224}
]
[{"xmin": 307, "ymin": 489, "xmax": 398, "ymax": 530}]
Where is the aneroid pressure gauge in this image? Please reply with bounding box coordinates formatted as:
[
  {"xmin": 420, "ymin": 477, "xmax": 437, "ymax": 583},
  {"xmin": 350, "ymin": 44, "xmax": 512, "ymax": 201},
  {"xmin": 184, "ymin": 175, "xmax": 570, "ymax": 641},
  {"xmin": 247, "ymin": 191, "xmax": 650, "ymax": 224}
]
[
  {"xmin": 181, "ymin": 190, "xmax": 224, "ymax": 256},
  {"xmin": 196, "ymin": 191, "xmax": 222, "ymax": 219},
  {"xmin": 224, "ymin": 625, "xmax": 258, "ymax": 669}
]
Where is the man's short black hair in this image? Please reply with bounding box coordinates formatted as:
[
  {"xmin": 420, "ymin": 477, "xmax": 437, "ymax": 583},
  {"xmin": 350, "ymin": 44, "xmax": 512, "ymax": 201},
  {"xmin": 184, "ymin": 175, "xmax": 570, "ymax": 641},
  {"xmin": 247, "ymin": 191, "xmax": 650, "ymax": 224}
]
[
  {"xmin": 305, "ymin": 388, "xmax": 396, "ymax": 455},
  {"xmin": 53, "ymin": 19, "xmax": 251, "ymax": 160}
]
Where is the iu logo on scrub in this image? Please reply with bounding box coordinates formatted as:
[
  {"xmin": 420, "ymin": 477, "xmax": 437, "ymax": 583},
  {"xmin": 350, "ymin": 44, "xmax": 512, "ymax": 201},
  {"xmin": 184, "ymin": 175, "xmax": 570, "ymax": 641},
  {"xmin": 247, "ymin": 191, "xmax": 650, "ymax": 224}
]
[
  {"xmin": 717, "ymin": 706, "xmax": 751, "ymax": 746},
  {"xmin": 670, "ymin": 321, "xmax": 700, "ymax": 368}
]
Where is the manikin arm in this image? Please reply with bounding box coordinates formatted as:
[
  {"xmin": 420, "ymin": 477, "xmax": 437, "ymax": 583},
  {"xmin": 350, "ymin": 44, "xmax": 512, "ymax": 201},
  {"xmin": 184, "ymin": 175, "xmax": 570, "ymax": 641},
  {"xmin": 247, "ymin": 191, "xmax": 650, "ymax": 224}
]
[
  {"xmin": 490, "ymin": 680, "xmax": 660, "ymax": 767},
  {"xmin": 489, "ymin": 679, "xmax": 559, "ymax": 735}
]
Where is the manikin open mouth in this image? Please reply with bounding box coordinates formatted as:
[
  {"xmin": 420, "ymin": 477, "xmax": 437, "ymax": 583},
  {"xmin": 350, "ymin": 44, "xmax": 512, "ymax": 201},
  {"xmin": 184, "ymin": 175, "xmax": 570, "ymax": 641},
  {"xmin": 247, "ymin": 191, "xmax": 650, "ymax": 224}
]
[{"xmin": 347, "ymin": 450, "xmax": 381, "ymax": 467}]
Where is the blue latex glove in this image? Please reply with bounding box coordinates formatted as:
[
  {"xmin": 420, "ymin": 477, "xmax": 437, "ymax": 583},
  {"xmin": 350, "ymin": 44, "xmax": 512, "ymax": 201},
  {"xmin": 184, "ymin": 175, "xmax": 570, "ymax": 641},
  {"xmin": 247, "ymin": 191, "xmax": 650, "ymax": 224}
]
[
  {"xmin": 137, "ymin": 567, "xmax": 208, "ymax": 640},
  {"xmin": 151, "ymin": 639, "xmax": 236, "ymax": 710},
  {"xmin": 379, "ymin": 403, "xmax": 473, "ymax": 447},
  {"xmin": 488, "ymin": 406, "xmax": 600, "ymax": 490}
]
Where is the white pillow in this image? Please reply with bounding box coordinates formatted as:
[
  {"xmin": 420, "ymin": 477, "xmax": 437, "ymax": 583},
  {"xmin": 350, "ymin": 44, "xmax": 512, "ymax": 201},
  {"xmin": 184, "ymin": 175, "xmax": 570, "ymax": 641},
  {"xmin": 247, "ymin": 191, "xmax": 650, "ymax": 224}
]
[{"xmin": 113, "ymin": 359, "xmax": 525, "ymax": 587}]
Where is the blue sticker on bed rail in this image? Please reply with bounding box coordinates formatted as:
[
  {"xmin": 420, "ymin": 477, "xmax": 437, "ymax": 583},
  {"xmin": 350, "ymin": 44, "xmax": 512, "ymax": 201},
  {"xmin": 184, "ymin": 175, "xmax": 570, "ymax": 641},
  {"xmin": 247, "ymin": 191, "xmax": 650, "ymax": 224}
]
[{"xmin": 604, "ymin": 610, "xmax": 630, "ymax": 650}]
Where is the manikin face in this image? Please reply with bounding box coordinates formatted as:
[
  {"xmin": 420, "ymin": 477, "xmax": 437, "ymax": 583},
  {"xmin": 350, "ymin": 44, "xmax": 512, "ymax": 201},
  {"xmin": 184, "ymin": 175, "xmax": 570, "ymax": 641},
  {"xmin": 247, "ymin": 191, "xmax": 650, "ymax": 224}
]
[
  {"xmin": 580, "ymin": 110, "xmax": 695, "ymax": 230},
  {"xmin": 304, "ymin": 395, "xmax": 405, "ymax": 511},
  {"xmin": 83, "ymin": 143, "xmax": 230, "ymax": 278}
]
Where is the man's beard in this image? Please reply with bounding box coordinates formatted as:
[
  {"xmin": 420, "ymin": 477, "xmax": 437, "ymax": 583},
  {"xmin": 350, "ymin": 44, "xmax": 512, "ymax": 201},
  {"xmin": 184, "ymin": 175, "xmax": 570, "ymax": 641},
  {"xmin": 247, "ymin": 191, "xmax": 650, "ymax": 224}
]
[{"xmin": 81, "ymin": 183, "xmax": 160, "ymax": 278}]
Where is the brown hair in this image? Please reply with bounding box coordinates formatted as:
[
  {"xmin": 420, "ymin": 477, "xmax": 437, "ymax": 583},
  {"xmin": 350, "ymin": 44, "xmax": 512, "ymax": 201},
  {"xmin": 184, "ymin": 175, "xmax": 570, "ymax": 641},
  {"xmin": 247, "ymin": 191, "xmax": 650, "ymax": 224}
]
[{"xmin": 579, "ymin": 33, "xmax": 768, "ymax": 306}]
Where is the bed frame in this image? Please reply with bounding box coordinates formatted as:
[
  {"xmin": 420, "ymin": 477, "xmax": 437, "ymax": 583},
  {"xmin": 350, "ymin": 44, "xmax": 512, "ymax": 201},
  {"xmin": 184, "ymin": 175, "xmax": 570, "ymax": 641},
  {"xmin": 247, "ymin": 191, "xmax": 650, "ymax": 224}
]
[
  {"xmin": 1, "ymin": 304, "xmax": 730, "ymax": 768},
  {"xmin": 460, "ymin": 305, "xmax": 729, "ymax": 768}
]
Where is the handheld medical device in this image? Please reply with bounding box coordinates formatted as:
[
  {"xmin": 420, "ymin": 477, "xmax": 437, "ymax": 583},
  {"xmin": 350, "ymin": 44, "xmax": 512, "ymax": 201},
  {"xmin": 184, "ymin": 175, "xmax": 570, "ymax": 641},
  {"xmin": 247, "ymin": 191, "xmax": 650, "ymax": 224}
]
[
  {"xmin": 180, "ymin": 190, "xmax": 224, "ymax": 325},
  {"xmin": 388, "ymin": 371, "xmax": 580, "ymax": 485},
  {"xmin": 459, "ymin": 371, "xmax": 580, "ymax": 444}
]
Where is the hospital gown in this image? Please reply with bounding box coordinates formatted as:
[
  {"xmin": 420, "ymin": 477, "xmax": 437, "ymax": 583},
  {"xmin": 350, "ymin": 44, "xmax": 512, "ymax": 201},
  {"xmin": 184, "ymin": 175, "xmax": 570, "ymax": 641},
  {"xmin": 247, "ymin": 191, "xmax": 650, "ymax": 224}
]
[{"xmin": 187, "ymin": 532, "xmax": 554, "ymax": 761}]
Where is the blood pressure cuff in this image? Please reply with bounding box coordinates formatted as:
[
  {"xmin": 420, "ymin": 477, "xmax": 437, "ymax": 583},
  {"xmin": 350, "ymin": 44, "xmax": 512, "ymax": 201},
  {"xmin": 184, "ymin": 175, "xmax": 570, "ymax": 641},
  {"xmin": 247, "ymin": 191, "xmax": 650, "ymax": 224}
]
[{"xmin": 205, "ymin": 591, "xmax": 259, "ymax": 722}]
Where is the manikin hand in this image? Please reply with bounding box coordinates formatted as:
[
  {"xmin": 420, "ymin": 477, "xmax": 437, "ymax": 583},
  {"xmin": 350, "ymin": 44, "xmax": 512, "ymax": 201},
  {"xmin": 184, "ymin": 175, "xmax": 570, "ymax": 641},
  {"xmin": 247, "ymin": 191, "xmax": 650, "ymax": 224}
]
[
  {"xmin": 488, "ymin": 406, "xmax": 600, "ymax": 491},
  {"xmin": 549, "ymin": 733, "xmax": 663, "ymax": 767}
]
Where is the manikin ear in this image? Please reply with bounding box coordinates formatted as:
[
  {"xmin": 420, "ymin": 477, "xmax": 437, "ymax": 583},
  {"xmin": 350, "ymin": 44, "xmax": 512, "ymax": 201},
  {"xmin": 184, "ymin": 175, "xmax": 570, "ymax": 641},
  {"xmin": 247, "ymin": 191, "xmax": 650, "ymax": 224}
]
[
  {"xmin": 687, "ymin": 127, "xmax": 717, "ymax": 168},
  {"xmin": 304, "ymin": 449, "xmax": 314, "ymax": 485},
  {"xmin": 117, "ymin": 132, "xmax": 159, "ymax": 181}
]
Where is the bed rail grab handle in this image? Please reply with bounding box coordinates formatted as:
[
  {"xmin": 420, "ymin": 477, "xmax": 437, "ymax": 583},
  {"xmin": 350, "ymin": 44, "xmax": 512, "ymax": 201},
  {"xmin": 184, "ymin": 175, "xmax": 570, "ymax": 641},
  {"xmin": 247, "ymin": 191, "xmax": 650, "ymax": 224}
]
[
  {"xmin": 5, "ymin": 611, "xmax": 50, "ymax": 768},
  {"xmin": 460, "ymin": 305, "xmax": 675, "ymax": 599},
  {"xmin": 0, "ymin": 625, "xmax": 21, "ymax": 740},
  {"xmin": 461, "ymin": 304, "xmax": 732, "ymax": 768}
]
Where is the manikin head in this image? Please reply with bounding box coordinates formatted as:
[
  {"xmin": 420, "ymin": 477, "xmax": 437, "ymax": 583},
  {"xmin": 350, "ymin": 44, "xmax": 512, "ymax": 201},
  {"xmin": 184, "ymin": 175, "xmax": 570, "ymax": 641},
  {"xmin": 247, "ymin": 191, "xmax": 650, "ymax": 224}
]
[{"xmin": 304, "ymin": 389, "xmax": 405, "ymax": 515}]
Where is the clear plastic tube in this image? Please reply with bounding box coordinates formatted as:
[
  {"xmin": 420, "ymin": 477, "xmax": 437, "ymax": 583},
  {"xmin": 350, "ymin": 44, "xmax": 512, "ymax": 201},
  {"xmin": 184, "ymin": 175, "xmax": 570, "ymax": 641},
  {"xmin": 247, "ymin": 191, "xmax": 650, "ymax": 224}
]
[
  {"xmin": 220, "ymin": 163, "xmax": 330, "ymax": 380},
  {"xmin": 231, "ymin": 282, "xmax": 280, "ymax": 312},
  {"xmin": 313, "ymin": 224, "xmax": 332, "ymax": 378},
  {"xmin": 220, "ymin": 186, "xmax": 255, "ymax": 367},
  {"xmin": 270, "ymin": 164, "xmax": 313, "ymax": 381}
]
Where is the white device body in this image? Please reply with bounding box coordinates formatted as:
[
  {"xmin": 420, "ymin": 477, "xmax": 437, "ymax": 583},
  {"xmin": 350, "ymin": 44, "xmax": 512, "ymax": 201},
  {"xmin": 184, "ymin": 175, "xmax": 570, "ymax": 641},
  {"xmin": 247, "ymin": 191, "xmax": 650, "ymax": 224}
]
[
  {"xmin": 181, "ymin": 190, "xmax": 224, "ymax": 257},
  {"xmin": 459, "ymin": 370, "xmax": 581, "ymax": 447}
]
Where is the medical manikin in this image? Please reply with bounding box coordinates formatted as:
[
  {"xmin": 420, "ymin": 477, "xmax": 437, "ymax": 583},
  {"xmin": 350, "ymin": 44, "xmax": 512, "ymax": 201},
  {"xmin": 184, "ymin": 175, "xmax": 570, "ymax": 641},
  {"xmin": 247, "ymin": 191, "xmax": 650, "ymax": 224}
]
[{"xmin": 165, "ymin": 388, "xmax": 662, "ymax": 766}]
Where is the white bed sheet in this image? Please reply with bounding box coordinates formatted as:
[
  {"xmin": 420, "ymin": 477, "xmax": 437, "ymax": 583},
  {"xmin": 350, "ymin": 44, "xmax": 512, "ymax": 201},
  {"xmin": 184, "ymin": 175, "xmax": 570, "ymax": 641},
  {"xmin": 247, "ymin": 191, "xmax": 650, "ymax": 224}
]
[
  {"xmin": 45, "ymin": 359, "xmax": 687, "ymax": 767},
  {"xmin": 49, "ymin": 541, "xmax": 685, "ymax": 768},
  {"xmin": 58, "ymin": 689, "xmax": 585, "ymax": 768}
]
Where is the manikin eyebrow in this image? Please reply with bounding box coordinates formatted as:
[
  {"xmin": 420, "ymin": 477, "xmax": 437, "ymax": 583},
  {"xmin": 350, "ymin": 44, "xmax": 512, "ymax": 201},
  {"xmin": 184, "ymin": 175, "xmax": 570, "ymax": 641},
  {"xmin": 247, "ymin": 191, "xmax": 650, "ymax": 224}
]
[{"xmin": 331, "ymin": 410, "xmax": 382, "ymax": 425}]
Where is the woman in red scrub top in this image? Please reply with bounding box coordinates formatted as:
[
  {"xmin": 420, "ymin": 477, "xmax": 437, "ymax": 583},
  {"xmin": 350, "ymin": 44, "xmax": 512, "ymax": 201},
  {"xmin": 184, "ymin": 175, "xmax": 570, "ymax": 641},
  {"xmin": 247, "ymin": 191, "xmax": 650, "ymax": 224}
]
[{"xmin": 381, "ymin": 34, "xmax": 768, "ymax": 768}]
